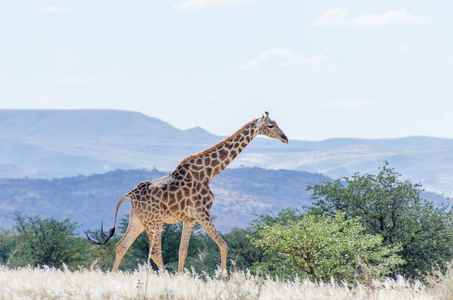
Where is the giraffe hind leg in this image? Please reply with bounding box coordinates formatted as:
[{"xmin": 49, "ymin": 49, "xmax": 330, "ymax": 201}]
[
  {"xmin": 144, "ymin": 222, "xmax": 165, "ymax": 270},
  {"xmin": 112, "ymin": 210, "xmax": 144, "ymax": 272}
]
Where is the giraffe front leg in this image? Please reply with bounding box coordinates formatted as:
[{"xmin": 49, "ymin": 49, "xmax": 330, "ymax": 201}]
[
  {"xmin": 178, "ymin": 220, "xmax": 195, "ymax": 272},
  {"xmin": 146, "ymin": 223, "xmax": 165, "ymax": 270},
  {"xmin": 197, "ymin": 216, "xmax": 228, "ymax": 278}
]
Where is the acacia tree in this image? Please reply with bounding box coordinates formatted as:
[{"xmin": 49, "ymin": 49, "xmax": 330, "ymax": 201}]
[
  {"xmin": 8, "ymin": 212, "xmax": 92, "ymax": 269},
  {"xmin": 222, "ymin": 227, "xmax": 265, "ymax": 271},
  {"xmin": 306, "ymin": 163, "xmax": 453, "ymax": 278},
  {"xmin": 250, "ymin": 212, "xmax": 403, "ymax": 282}
]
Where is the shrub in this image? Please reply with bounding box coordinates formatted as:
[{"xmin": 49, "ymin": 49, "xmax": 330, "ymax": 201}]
[{"xmin": 250, "ymin": 212, "xmax": 404, "ymax": 282}]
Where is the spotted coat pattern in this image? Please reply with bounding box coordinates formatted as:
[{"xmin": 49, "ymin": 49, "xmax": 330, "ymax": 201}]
[{"xmin": 109, "ymin": 112, "xmax": 288, "ymax": 274}]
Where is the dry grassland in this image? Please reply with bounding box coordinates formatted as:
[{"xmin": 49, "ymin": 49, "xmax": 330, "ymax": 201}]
[{"xmin": 0, "ymin": 265, "xmax": 443, "ymax": 300}]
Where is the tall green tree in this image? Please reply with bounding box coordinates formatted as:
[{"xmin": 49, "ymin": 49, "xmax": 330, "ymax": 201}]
[{"xmin": 306, "ymin": 162, "xmax": 453, "ymax": 278}]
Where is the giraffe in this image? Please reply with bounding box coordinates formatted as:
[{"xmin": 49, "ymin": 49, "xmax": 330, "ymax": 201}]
[{"xmin": 86, "ymin": 112, "xmax": 288, "ymax": 275}]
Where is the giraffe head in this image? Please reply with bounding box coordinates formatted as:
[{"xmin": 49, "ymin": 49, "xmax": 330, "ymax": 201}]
[{"xmin": 258, "ymin": 112, "xmax": 288, "ymax": 144}]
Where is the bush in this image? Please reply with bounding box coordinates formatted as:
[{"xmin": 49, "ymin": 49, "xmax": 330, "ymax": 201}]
[
  {"xmin": 6, "ymin": 212, "xmax": 95, "ymax": 270},
  {"xmin": 250, "ymin": 211, "xmax": 403, "ymax": 282},
  {"xmin": 0, "ymin": 227, "xmax": 16, "ymax": 265}
]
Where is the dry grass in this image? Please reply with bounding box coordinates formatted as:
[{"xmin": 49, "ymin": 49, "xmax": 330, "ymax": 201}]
[
  {"xmin": 0, "ymin": 264, "xmax": 438, "ymax": 300},
  {"xmin": 423, "ymin": 261, "xmax": 453, "ymax": 300}
]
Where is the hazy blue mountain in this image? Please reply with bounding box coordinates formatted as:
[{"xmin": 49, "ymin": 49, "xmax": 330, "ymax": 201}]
[
  {"xmin": 1, "ymin": 109, "xmax": 453, "ymax": 196},
  {"xmin": 0, "ymin": 109, "xmax": 219, "ymax": 177},
  {"xmin": 0, "ymin": 168, "xmax": 447, "ymax": 233},
  {"xmin": 0, "ymin": 168, "xmax": 331, "ymax": 232},
  {"xmin": 236, "ymin": 137, "xmax": 453, "ymax": 197}
]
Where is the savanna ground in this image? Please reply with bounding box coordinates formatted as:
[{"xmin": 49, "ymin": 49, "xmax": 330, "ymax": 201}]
[{"xmin": 0, "ymin": 264, "xmax": 447, "ymax": 300}]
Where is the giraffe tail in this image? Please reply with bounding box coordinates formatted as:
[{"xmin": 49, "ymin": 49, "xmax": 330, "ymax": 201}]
[{"xmin": 85, "ymin": 193, "xmax": 130, "ymax": 245}]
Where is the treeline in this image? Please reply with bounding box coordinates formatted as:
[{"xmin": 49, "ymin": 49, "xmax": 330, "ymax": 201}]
[{"xmin": 1, "ymin": 163, "xmax": 453, "ymax": 283}]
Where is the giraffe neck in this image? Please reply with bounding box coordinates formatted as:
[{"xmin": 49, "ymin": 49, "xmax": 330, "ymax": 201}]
[
  {"xmin": 177, "ymin": 119, "xmax": 260, "ymax": 182},
  {"xmin": 206, "ymin": 120, "xmax": 259, "ymax": 180}
]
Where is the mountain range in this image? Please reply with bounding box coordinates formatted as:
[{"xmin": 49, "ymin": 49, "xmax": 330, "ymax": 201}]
[
  {"xmin": 1, "ymin": 109, "xmax": 453, "ymax": 197},
  {"xmin": 0, "ymin": 168, "xmax": 331, "ymax": 232},
  {"xmin": 0, "ymin": 167, "xmax": 446, "ymax": 232}
]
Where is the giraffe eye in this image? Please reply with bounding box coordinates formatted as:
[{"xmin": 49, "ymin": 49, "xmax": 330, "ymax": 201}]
[{"xmin": 267, "ymin": 124, "xmax": 274, "ymax": 129}]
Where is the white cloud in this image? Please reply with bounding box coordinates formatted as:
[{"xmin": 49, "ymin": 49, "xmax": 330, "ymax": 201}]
[
  {"xmin": 396, "ymin": 45, "xmax": 411, "ymax": 52},
  {"xmin": 241, "ymin": 47, "xmax": 329, "ymax": 71},
  {"xmin": 128, "ymin": 78, "xmax": 194, "ymax": 89},
  {"xmin": 28, "ymin": 95, "xmax": 57, "ymax": 104},
  {"xmin": 56, "ymin": 76, "xmax": 99, "ymax": 85},
  {"xmin": 312, "ymin": 9, "xmax": 430, "ymax": 28},
  {"xmin": 312, "ymin": 9, "xmax": 349, "ymax": 27},
  {"xmin": 126, "ymin": 72, "xmax": 197, "ymax": 89},
  {"xmin": 173, "ymin": 0, "xmax": 252, "ymax": 12},
  {"xmin": 320, "ymin": 97, "xmax": 374, "ymax": 109},
  {"xmin": 36, "ymin": 6, "xmax": 74, "ymax": 14},
  {"xmin": 205, "ymin": 93, "xmax": 222, "ymax": 103}
]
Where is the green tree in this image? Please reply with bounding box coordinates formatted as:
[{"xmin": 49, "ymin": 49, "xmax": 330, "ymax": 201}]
[
  {"xmin": 246, "ymin": 208, "xmax": 305, "ymax": 278},
  {"xmin": 250, "ymin": 212, "xmax": 404, "ymax": 282},
  {"xmin": 306, "ymin": 162, "xmax": 453, "ymax": 278},
  {"xmin": 223, "ymin": 227, "xmax": 264, "ymax": 271},
  {"xmin": 0, "ymin": 227, "xmax": 17, "ymax": 265},
  {"xmin": 8, "ymin": 212, "xmax": 94, "ymax": 269}
]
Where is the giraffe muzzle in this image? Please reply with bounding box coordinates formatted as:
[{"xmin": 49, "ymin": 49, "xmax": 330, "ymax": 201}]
[{"xmin": 280, "ymin": 134, "xmax": 289, "ymax": 144}]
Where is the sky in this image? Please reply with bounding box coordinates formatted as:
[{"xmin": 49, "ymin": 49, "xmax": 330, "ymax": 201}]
[{"xmin": 1, "ymin": 1, "xmax": 452, "ymax": 141}]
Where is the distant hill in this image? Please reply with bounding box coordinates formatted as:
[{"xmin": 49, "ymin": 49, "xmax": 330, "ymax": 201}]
[
  {"xmin": 0, "ymin": 109, "xmax": 219, "ymax": 178},
  {"xmin": 0, "ymin": 168, "xmax": 331, "ymax": 232},
  {"xmin": 1, "ymin": 109, "xmax": 453, "ymax": 196},
  {"xmin": 0, "ymin": 167, "xmax": 447, "ymax": 233},
  {"xmin": 239, "ymin": 137, "xmax": 453, "ymax": 197}
]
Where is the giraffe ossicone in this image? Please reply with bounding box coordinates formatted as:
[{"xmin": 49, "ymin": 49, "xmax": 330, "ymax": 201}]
[{"xmin": 85, "ymin": 112, "xmax": 288, "ymax": 275}]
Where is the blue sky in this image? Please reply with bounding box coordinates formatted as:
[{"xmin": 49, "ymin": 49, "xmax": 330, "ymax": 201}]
[{"xmin": 1, "ymin": 1, "xmax": 452, "ymax": 140}]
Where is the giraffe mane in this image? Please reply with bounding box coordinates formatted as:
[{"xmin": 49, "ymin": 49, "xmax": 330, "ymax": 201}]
[{"xmin": 178, "ymin": 118, "xmax": 259, "ymax": 165}]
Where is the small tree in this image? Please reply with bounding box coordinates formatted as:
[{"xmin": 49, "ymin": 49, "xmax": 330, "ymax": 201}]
[
  {"xmin": 8, "ymin": 212, "xmax": 92, "ymax": 269},
  {"xmin": 222, "ymin": 227, "xmax": 265, "ymax": 271},
  {"xmin": 306, "ymin": 162, "xmax": 453, "ymax": 278},
  {"xmin": 250, "ymin": 212, "xmax": 403, "ymax": 282}
]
